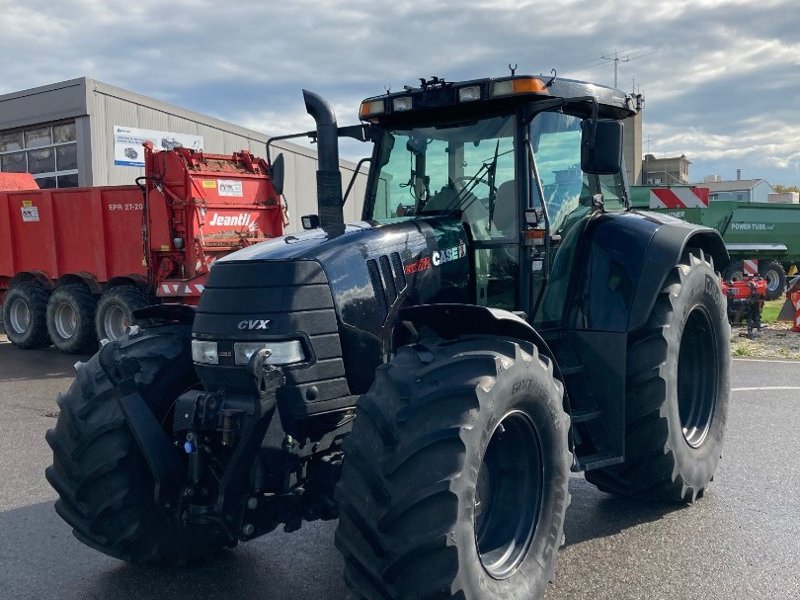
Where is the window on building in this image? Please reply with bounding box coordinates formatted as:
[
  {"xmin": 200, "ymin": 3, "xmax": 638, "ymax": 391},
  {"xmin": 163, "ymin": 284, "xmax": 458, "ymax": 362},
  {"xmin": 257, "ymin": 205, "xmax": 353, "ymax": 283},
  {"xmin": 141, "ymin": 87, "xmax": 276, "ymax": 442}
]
[{"xmin": 0, "ymin": 121, "xmax": 79, "ymax": 188}]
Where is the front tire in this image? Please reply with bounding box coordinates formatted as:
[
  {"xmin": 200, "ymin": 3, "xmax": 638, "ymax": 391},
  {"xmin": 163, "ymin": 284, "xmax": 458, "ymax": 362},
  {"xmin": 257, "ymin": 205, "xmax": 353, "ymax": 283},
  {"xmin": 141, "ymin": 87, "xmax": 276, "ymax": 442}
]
[
  {"xmin": 335, "ymin": 336, "xmax": 570, "ymax": 600},
  {"xmin": 45, "ymin": 325, "xmax": 228, "ymax": 563},
  {"xmin": 585, "ymin": 252, "xmax": 731, "ymax": 502}
]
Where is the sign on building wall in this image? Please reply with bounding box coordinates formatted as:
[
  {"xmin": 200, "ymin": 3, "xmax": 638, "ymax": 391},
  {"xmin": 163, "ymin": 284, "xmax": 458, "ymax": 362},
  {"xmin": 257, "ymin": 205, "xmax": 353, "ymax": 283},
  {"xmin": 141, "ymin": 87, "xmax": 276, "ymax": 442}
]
[{"xmin": 113, "ymin": 126, "xmax": 204, "ymax": 167}]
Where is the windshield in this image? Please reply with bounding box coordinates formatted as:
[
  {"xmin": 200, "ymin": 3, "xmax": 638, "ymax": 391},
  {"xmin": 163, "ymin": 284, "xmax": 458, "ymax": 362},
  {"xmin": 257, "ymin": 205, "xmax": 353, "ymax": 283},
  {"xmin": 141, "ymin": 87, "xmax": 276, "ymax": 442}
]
[{"xmin": 367, "ymin": 115, "xmax": 516, "ymax": 241}]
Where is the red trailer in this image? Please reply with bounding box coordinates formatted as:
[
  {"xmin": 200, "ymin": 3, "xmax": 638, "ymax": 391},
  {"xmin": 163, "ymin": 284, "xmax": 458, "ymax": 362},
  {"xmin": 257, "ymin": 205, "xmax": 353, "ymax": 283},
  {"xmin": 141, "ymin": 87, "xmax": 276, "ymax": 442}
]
[{"xmin": 0, "ymin": 144, "xmax": 285, "ymax": 353}]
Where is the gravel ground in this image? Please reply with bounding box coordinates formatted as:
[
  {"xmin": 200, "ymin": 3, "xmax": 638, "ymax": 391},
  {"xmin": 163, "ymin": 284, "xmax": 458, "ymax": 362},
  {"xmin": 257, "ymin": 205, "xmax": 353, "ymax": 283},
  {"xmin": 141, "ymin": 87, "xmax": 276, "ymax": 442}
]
[{"xmin": 731, "ymin": 321, "xmax": 800, "ymax": 360}]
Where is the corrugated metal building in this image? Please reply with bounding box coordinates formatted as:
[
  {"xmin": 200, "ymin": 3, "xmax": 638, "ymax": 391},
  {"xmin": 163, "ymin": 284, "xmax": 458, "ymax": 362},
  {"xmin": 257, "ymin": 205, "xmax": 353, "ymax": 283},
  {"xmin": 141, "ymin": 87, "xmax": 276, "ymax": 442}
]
[{"xmin": 0, "ymin": 77, "xmax": 369, "ymax": 230}]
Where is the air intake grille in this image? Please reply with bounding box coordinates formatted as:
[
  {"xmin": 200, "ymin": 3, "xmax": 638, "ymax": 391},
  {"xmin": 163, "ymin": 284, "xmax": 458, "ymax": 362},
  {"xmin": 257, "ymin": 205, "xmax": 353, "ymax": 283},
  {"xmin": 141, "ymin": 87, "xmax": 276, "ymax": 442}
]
[
  {"xmin": 390, "ymin": 252, "xmax": 406, "ymax": 292},
  {"xmin": 379, "ymin": 255, "xmax": 397, "ymax": 303},
  {"xmin": 367, "ymin": 258, "xmax": 388, "ymax": 322},
  {"xmin": 367, "ymin": 252, "xmax": 407, "ymax": 323}
]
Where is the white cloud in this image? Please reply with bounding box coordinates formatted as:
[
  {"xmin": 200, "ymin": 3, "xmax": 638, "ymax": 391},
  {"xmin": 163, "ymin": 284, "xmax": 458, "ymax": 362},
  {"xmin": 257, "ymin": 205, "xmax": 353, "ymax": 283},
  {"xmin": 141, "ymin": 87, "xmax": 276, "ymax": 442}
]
[{"xmin": 0, "ymin": 0, "xmax": 798, "ymax": 184}]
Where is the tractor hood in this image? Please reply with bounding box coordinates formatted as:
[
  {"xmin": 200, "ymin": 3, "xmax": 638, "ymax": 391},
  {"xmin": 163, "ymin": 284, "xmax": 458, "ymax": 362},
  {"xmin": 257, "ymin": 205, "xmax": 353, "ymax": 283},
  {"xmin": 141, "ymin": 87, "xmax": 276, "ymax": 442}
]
[
  {"xmin": 194, "ymin": 218, "xmax": 472, "ymax": 407},
  {"xmin": 215, "ymin": 218, "xmax": 473, "ymax": 326}
]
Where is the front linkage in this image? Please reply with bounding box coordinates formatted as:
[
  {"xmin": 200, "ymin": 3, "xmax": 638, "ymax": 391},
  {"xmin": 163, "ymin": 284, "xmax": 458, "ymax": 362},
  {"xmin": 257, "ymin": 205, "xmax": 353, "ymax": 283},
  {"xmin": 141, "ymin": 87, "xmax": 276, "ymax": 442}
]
[{"xmin": 115, "ymin": 338, "xmax": 349, "ymax": 545}]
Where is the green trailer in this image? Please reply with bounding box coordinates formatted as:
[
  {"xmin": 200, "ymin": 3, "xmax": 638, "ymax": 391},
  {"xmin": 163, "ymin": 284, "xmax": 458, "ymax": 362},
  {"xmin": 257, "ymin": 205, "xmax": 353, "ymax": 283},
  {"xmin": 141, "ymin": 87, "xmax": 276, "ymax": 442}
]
[{"xmin": 631, "ymin": 185, "xmax": 800, "ymax": 299}]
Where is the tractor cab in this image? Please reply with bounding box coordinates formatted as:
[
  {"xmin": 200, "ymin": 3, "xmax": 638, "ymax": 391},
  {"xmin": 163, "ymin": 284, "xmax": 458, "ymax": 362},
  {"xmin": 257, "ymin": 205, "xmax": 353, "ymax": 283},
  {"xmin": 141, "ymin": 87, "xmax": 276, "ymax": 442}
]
[{"xmin": 357, "ymin": 74, "xmax": 635, "ymax": 323}]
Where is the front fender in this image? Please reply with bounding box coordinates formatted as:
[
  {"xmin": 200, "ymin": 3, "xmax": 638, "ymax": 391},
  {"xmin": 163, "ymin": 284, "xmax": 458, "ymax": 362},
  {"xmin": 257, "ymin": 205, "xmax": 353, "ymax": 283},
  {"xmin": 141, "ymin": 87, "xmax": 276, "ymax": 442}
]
[{"xmin": 394, "ymin": 303, "xmax": 565, "ymax": 386}]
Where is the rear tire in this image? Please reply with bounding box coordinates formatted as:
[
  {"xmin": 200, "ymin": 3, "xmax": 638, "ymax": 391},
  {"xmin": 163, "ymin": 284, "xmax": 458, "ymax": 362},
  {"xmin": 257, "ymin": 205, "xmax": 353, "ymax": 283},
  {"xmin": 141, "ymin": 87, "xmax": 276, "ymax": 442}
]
[
  {"xmin": 95, "ymin": 285, "xmax": 150, "ymax": 342},
  {"xmin": 45, "ymin": 325, "xmax": 228, "ymax": 563},
  {"xmin": 2, "ymin": 280, "xmax": 51, "ymax": 348},
  {"xmin": 585, "ymin": 252, "xmax": 731, "ymax": 502},
  {"xmin": 335, "ymin": 336, "xmax": 570, "ymax": 600},
  {"xmin": 758, "ymin": 259, "xmax": 786, "ymax": 300},
  {"xmin": 46, "ymin": 283, "xmax": 98, "ymax": 354}
]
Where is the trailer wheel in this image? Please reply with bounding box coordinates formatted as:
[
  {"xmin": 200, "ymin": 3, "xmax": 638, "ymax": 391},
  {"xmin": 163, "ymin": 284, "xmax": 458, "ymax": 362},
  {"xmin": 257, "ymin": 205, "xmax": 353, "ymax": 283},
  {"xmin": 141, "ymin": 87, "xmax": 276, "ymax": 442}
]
[
  {"xmin": 2, "ymin": 280, "xmax": 51, "ymax": 349},
  {"xmin": 95, "ymin": 285, "xmax": 150, "ymax": 342},
  {"xmin": 46, "ymin": 283, "xmax": 98, "ymax": 354},
  {"xmin": 335, "ymin": 336, "xmax": 571, "ymax": 600},
  {"xmin": 758, "ymin": 260, "xmax": 786, "ymax": 301},
  {"xmin": 723, "ymin": 260, "xmax": 744, "ymax": 281},
  {"xmin": 45, "ymin": 325, "xmax": 229, "ymax": 563},
  {"xmin": 585, "ymin": 252, "xmax": 731, "ymax": 502}
]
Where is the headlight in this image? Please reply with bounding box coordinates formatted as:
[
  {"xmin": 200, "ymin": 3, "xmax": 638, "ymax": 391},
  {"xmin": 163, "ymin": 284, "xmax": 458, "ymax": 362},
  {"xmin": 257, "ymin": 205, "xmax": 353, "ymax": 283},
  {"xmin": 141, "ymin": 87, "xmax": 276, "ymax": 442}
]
[
  {"xmin": 392, "ymin": 96, "xmax": 413, "ymax": 112},
  {"xmin": 192, "ymin": 340, "xmax": 219, "ymax": 365},
  {"xmin": 458, "ymin": 85, "xmax": 481, "ymax": 102},
  {"xmin": 234, "ymin": 340, "xmax": 305, "ymax": 366}
]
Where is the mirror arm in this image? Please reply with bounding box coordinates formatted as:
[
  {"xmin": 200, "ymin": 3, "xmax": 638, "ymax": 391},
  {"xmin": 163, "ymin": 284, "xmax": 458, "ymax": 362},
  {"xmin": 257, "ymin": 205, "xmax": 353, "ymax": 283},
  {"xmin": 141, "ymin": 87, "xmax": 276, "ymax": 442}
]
[
  {"xmin": 338, "ymin": 124, "xmax": 380, "ymax": 143},
  {"xmin": 266, "ymin": 130, "xmax": 316, "ymax": 164}
]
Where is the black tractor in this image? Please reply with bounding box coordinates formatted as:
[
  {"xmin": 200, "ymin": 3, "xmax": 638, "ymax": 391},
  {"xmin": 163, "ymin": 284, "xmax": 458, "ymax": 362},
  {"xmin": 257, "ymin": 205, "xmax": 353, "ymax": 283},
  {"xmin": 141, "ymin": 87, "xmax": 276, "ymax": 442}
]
[{"xmin": 46, "ymin": 73, "xmax": 731, "ymax": 599}]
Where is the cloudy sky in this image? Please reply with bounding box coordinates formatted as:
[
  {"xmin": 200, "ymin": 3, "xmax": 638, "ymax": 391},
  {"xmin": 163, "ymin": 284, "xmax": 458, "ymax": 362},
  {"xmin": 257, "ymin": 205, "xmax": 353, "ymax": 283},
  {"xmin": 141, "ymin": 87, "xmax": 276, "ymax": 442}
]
[{"xmin": 2, "ymin": 0, "xmax": 799, "ymax": 186}]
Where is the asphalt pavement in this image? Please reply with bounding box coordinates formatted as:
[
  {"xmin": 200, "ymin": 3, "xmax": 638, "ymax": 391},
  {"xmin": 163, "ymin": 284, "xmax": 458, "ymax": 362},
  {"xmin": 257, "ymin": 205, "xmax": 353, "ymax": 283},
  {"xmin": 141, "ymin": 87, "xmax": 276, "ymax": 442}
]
[{"xmin": 1, "ymin": 333, "xmax": 799, "ymax": 600}]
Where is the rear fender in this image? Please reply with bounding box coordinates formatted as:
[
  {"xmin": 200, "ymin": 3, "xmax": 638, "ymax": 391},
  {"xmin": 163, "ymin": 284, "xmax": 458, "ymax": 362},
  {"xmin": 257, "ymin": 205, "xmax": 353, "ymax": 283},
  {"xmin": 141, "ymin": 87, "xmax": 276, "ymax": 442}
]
[
  {"xmin": 567, "ymin": 211, "xmax": 728, "ymax": 333},
  {"xmin": 556, "ymin": 211, "xmax": 727, "ymax": 470},
  {"xmin": 628, "ymin": 215, "xmax": 728, "ymax": 332}
]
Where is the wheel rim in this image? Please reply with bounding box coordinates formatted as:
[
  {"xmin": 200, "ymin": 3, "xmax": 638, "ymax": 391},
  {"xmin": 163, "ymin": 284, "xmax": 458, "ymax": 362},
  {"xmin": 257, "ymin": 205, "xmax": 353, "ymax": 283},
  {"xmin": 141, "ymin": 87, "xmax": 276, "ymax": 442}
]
[
  {"xmin": 8, "ymin": 298, "xmax": 31, "ymax": 334},
  {"xmin": 54, "ymin": 302, "xmax": 78, "ymax": 340},
  {"xmin": 677, "ymin": 306, "xmax": 718, "ymax": 448},
  {"xmin": 474, "ymin": 410, "xmax": 543, "ymax": 579},
  {"xmin": 103, "ymin": 304, "xmax": 129, "ymax": 340},
  {"xmin": 764, "ymin": 270, "xmax": 780, "ymax": 292}
]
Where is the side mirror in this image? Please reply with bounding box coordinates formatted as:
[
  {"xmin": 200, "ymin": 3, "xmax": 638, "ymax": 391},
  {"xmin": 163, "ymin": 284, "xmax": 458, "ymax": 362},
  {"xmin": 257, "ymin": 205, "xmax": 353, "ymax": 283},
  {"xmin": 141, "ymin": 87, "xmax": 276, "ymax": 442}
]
[
  {"xmin": 581, "ymin": 119, "xmax": 622, "ymax": 174},
  {"xmin": 270, "ymin": 153, "xmax": 285, "ymax": 196}
]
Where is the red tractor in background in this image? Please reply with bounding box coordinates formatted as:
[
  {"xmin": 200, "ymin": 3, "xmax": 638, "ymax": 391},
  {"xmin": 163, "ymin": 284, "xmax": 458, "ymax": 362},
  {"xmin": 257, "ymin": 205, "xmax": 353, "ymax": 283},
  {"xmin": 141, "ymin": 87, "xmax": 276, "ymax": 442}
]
[
  {"xmin": 722, "ymin": 276, "xmax": 767, "ymax": 337},
  {"xmin": 0, "ymin": 144, "xmax": 286, "ymax": 353}
]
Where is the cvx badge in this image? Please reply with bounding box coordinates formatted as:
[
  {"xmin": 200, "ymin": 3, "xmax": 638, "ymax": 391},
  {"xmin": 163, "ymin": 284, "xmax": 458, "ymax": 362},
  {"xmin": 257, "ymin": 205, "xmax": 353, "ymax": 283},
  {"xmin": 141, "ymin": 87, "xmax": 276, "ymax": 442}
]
[{"xmin": 238, "ymin": 319, "xmax": 271, "ymax": 330}]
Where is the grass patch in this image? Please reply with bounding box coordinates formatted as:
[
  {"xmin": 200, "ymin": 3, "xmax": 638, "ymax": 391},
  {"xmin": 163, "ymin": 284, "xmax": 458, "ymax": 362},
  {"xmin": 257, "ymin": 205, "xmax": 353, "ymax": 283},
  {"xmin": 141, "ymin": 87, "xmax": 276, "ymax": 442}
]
[
  {"xmin": 761, "ymin": 299, "xmax": 785, "ymax": 324},
  {"xmin": 732, "ymin": 345, "xmax": 753, "ymax": 357}
]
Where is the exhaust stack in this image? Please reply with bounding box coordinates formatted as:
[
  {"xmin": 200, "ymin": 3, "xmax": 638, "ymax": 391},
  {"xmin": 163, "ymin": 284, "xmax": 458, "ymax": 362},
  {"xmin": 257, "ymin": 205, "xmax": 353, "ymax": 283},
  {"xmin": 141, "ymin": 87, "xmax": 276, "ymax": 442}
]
[{"xmin": 303, "ymin": 89, "xmax": 344, "ymax": 227}]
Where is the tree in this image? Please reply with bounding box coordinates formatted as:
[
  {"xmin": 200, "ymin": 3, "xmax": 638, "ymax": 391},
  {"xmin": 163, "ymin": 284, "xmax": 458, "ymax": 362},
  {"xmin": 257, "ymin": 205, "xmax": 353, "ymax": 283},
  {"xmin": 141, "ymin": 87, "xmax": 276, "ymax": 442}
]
[{"xmin": 773, "ymin": 184, "xmax": 800, "ymax": 193}]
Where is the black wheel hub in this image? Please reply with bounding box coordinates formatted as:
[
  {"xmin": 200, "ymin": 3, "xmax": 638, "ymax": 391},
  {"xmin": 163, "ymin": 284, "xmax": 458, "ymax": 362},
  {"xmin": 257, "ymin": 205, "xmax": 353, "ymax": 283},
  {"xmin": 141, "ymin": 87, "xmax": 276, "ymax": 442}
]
[
  {"xmin": 474, "ymin": 410, "xmax": 543, "ymax": 579},
  {"xmin": 677, "ymin": 307, "xmax": 718, "ymax": 448}
]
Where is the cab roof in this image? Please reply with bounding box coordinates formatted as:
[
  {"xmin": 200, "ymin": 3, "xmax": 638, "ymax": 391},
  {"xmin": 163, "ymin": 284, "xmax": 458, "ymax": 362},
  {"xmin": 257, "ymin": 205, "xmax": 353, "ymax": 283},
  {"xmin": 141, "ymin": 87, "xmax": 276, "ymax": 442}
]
[{"xmin": 359, "ymin": 74, "xmax": 638, "ymax": 124}]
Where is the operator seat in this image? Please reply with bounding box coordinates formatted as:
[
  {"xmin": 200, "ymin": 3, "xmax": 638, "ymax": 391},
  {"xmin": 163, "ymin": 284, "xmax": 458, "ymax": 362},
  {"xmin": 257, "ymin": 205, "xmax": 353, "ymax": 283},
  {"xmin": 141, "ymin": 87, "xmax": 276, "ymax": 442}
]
[{"xmin": 492, "ymin": 181, "xmax": 516, "ymax": 237}]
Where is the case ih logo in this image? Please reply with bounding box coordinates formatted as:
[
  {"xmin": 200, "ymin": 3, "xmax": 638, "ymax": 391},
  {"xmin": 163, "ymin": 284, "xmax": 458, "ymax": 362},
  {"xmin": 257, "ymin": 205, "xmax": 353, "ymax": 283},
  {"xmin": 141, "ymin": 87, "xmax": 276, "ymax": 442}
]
[
  {"xmin": 404, "ymin": 242, "xmax": 466, "ymax": 274},
  {"xmin": 432, "ymin": 242, "xmax": 466, "ymax": 266},
  {"xmin": 209, "ymin": 212, "xmax": 252, "ymax": 227}
]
